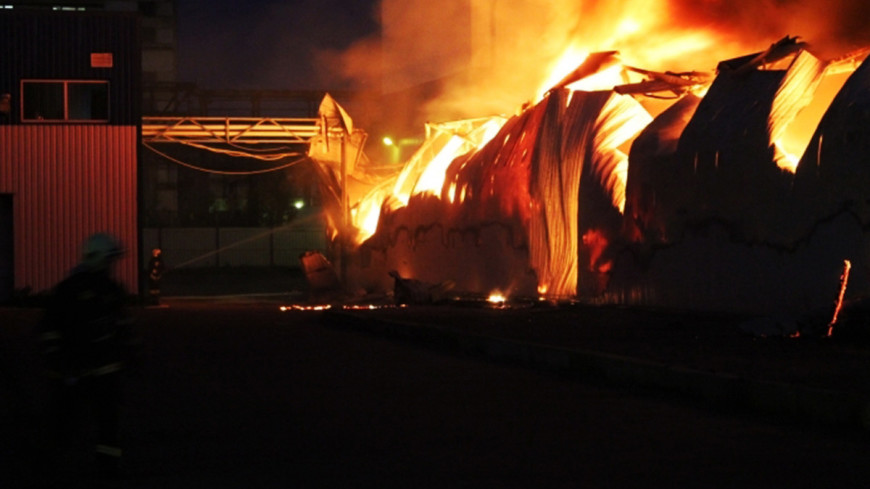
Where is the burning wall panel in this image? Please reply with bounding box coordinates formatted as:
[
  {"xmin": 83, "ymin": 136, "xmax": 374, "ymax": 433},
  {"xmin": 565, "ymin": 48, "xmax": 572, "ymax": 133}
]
[
  {"xmin": 395, "ymin": 117, "xmax": 506, "ymax": 207},
  {"xmin": 531, "ymin": 89, "xmax": 651, "ymax": 297},
  {"xmin": 353, "ymin": 88, "xmax": 650, "ymax": 298},
  {"xmin": 442, "ymin": 105, "xmax": 544, "ymax": 227},
  {"xmin": 769, "ymin": 51, "xmax": 827, "ymax": 169},
  {"xmin": 353, "ymin": 193, "xmax": 537, "ymax": 297},
  {"xmin": 355, "ymin": 102, "xmax": 546, "ymax": 296}
]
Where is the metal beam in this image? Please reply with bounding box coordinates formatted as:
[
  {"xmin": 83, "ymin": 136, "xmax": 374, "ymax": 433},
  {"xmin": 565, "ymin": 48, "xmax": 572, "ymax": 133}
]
[{"xmin": 142, "ymin": 116, "xmax": 328, "ymax": 145}]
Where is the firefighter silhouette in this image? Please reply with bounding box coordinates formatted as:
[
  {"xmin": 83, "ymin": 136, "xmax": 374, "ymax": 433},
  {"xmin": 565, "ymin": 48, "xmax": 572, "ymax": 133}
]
[
  {"xmin": 40, "ymin": 233, "xmax": 140, "ymax": 482},
  {"xmin": 146, "ymin": 248, "xmax": 165, "ymax": 305}
]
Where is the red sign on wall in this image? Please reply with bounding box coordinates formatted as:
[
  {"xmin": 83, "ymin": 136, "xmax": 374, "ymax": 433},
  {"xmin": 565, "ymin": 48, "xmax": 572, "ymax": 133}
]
[{"xmin": 90, "ymin": 52, "xmax": 113, "ymax": 68}]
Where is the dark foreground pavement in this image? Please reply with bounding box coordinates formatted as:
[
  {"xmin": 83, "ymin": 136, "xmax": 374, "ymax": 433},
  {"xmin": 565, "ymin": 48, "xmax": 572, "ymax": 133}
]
[
  {"xmin": 2, "ymin": 298, "xmax": 870, "ymax": 488},
  {"xmin": 328, "ymin": 302, "xmax": 870, "ymax": 430}
]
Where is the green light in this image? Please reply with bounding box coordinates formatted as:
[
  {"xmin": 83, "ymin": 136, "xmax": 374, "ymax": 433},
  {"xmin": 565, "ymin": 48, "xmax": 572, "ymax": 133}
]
[{"xmin": 294, "ymin": 200, "xmax": 305, "ymax": 210}]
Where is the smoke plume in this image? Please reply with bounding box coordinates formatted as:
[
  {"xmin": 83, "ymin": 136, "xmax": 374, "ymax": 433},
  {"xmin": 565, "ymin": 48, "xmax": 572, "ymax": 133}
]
[{"xmin": 323, "ymin": 0, "xmax": 870, "ymax": 135}]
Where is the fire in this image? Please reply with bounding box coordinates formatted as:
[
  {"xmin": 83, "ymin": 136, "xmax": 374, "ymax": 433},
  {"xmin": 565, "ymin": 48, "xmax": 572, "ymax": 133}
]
[
  {"xmin": 341, "ymin": 304, "xmax": 399, "ymax": 310},
  {"xmin": 774, "ymin": 67, "xmax": 855, "ymax": 174},
  {"xmin": 537, "ymin": 48, "xmax": 627, "ymax": 100},
  {"xmin": 352, "ymin": 183, "xmax": 393, "ymax": 242},
  {"xmin": 320, "ymin": 1, "xmax": 764, "ymax": 251},
  {"xmin": 280, "ymin": 305, "xmax": 332, "ymax": 311},
  {"xmin": 354, "ymin": 197, "xmax": 383, "ymax": 240},
  {"xmin": 827, "ymin": 259, "xmax": 851, "ymax": 337},
  {"xmin": 311, "ymin": 115, "xmax": 510, "ymax": 247},
  {"xmin": 306, "ymin": 1, "xmax": 870, "ymax": 305},
  {"xmin": 567, "ymin": 62, "xmax": 627, "ymax": 95},
  {"xmin": 531, "ymin": 0, "xmax": 741, "ymax": 104},
  {"xmin": 412, "ymin": 135, "xmax": 465, "ymax": 196},
  {"xmin": 774, "ymin": 140, "xmax": 800, "ymax": 173},
  {"xmin": 487, "ymin": 291, "xmax": 507, "ymax": 304},
  {"xmin": 615, "ymin": 18, "xmax": 641, "ymax": 38},
  {"xmin": 391, "ymin": 118, "xmax": 506, "ymax": 208},
  {"xmin": 538, "ymin": 46, "xmax": 590, "ymax": 97}
]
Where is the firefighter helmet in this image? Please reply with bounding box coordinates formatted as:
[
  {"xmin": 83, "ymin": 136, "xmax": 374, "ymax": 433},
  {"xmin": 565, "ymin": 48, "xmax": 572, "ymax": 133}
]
[{"xmin": 81, "ymin": 233, "xmax": 124, "ymax": 270}]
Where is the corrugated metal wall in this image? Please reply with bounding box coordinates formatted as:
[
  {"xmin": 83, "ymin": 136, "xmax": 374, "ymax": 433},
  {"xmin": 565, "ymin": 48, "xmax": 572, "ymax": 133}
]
[
  {"xmin": 0, "ymin": 10, "xmax": 141, "ymax": 297},
  {"xmin": 0, "ymin": 125, "xmax": 139, "ymax": 293},
  {"xmin": 0, "ymin": 10, "xmax": 141, "ymax": 125},
  {"xmin": 0, "ymin": 195, "xmax": 11, "ymax": 301}
]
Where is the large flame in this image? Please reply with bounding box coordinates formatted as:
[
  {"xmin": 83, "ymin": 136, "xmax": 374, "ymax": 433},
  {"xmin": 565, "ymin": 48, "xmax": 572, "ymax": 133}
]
[
  {"xmin": 307, "ymin": 0, "xmax": 870, "ymax": 300},
  {"xmin": 348, "ymin": 117, "xmax": 506, "ymax": 244}
]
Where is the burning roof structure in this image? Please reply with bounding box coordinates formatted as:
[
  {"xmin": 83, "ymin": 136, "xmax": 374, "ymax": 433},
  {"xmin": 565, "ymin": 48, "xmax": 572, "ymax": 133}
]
[{"xmin": 308, "ymin": 36, "xmax": 870, "ymax": 316}]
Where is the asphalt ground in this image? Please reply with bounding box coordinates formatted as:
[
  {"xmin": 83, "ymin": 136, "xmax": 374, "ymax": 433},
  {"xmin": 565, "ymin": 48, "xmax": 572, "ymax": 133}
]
[
  {"xmin": 328, "ymin": 302, "xmax": 870, "ymax": 403},
  {"xmin": 3, "ymin": 267, "xmax": 870, "ymax": 487},
  {"xmin": 2, "ymin": 299, "xmax": 870, "ymax": 488}
]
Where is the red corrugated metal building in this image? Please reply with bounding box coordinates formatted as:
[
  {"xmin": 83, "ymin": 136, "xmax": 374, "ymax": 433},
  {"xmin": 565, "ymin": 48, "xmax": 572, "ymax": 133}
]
[{"xmin": 0, "ymin": 10, "xmax": 141, "ymax": 300}]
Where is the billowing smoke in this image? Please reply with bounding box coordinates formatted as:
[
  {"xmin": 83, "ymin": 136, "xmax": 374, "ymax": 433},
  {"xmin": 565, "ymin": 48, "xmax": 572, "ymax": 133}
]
[
  {"xmin": 669, "ymin": 0, "xmax": 870, "ymax": 59},
  {"xmin": 321, "ymin": 0, "xmax": 870, "ymax": 136}
]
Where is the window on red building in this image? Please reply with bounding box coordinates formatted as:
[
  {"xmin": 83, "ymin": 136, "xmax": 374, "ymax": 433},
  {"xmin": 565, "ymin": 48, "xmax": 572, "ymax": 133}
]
[{"xmin": 21, "ymin": 80, "xmax": 109, "ymax": 122}]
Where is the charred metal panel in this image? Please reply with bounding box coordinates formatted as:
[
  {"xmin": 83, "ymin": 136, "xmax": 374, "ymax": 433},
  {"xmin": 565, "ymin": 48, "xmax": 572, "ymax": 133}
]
[{"xmin": 796, "ymin": 56, "xmax": 870, "ymax": 220}]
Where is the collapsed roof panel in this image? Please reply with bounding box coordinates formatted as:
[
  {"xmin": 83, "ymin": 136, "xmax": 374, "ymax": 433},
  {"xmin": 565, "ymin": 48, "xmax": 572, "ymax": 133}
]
[
  {"xmin": 662, "ymin": 48, "xmax": 825, "ymax": 243},
  {"xmin": 529, "ymin": 89, "xmax": 650, "ymax": 297},
  {"xmin": 624, "ymin": 93, "xmax": 703, "ymax": 243},
  {"xmin": 796, "ymin": 54, "xmax": 870, "ymax": 223},
  {"xmin": 357, "ymin": 87, "xmax": 650, "ymax": 298}
]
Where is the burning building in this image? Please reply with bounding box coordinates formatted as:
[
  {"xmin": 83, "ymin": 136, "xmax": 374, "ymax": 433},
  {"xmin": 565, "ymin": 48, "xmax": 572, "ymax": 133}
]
[
  {"xmin": 308, "ymin": 34, "xmax": 870, "ymax": 316},
  {"xmin": 613, "ymin": 38, "xmax": 869, "ymax": 315}
]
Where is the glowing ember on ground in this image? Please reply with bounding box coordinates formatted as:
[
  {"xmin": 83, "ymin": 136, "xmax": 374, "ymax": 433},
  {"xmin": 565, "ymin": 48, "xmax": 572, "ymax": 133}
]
[
  {"xmin": 487, "ymin": 292, "xmax": 507, "ymax": 304},
  {"xmin": 341, "ymin": 304, "xmax": 403, "ymax": 310},
  {"xmin": 280, "ymin": 304, "xmax": 407, "ymax": 312},
  {"xmin": 280, "ymin": 305, "xmax": 332, "ymax": 312},
  {"xmin": 827, "ymin": 259, "xmax": 852, "ymax": 337}
]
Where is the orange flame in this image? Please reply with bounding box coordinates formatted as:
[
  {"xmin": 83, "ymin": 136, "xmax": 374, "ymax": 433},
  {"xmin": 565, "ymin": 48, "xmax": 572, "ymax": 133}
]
[
  {"xmin": 341, "ymin": 304, "xmax": 399, "ymax": 310},
  {"xmin": 280, "ymin": 305, "xmax": 333, "ymax": 311},
  {"xmin": 827, "ymin": 259, "xmax": 851, "ymax": 337},
  {"xmin": 348, "ymin": 117, "xmax": 506, "ymax": 245},
  {"xmin": 487, "ymin": 291, "xmax": 507, "ymax": 304},
  {"xmin": 317, "ymin": 0, "xmax": 870, "ymax": 304},
  {"xmin": 333, "ymin": 1, "xmax": 786, "ymax": 249}
]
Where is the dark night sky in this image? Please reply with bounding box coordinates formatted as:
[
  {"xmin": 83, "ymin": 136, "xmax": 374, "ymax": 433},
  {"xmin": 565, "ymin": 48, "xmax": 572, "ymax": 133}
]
[
  {"xmin": 175, "ymin": 0, "xmax": 380, "ymax": 90},
  {"xmin": 173, "ymin": 0, "xmax": 870, "ymax": 93}
]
